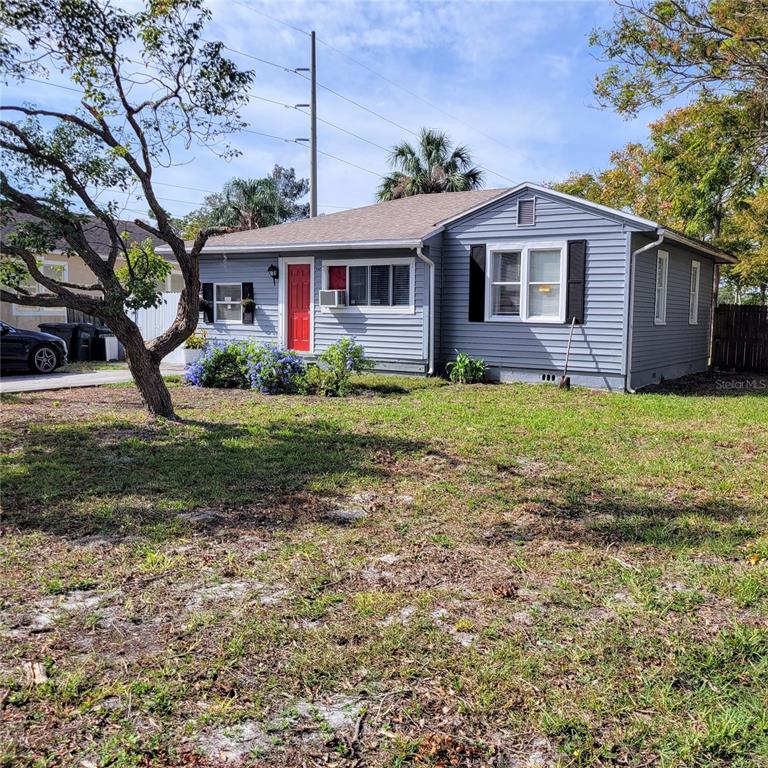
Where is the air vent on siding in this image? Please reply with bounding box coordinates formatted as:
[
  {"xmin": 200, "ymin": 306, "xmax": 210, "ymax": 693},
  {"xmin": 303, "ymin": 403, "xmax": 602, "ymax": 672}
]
[{"xmin": 517, "ymin": 198, "xmax": 535, "ymax": 226}]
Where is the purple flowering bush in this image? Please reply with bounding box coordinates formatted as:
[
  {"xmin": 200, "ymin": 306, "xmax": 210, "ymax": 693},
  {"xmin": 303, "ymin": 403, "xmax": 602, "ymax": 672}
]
[
  {"xmin": 183, "ymin": 341, "xmax": 250, "ymax": 389},
  {"xmin": 246, "ymin": 342, "xmax": 306, "ymax": 394},
  {"xmin": 184, "ymin": 340, "xmax": 306, "ymax": 394}
]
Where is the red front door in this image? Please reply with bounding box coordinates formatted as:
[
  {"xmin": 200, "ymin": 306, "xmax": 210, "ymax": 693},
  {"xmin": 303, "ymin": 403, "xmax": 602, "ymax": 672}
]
[{"xmin": 287, "ymin": 263, "xmax": 311, "ymax": 351}]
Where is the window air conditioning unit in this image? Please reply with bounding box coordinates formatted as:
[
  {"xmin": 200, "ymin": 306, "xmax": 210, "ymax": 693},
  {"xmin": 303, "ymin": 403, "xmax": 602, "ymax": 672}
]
[{"xmin": 319, "ymin": 289, "xmax": 346, "ymax": 307}]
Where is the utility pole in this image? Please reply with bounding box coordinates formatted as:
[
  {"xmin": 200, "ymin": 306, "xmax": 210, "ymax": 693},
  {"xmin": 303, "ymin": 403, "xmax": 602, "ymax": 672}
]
[
  {"xmin": 309, "ymin": 31, "xmax": 318, "ymax": 217},
  {"xmin": 295, "ymin": 31, "xmax": 318, "ymax": 217}
]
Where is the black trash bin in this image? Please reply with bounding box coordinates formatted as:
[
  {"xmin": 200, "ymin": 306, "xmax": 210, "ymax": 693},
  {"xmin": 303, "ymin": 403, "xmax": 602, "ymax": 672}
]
[
  {"xmin": 38, "ymin": 322, "xmax": 79, "ymax": 361},
  {"xmin": 74, "ymin": 323, "xmax": 97, "ymax": 362}
]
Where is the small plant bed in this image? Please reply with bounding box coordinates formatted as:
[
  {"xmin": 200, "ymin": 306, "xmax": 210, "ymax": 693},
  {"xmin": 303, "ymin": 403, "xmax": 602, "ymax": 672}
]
[
  {"xmin": 1, "ymin": 379, "xmax": 767, "ymax": 766},
  {"xmin": 184, "ymin": 338, "xmax": 375, "ymax": 396}
]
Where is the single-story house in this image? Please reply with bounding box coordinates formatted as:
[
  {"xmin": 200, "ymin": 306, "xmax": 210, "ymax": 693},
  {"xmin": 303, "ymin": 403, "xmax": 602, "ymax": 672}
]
[
  {"xmin": 165, "ymin": 183, "xmax": 736, "ymax": 391},
  {"xmin": 0, "ymin": 215, "xmax": 181, "ymax": 332}
]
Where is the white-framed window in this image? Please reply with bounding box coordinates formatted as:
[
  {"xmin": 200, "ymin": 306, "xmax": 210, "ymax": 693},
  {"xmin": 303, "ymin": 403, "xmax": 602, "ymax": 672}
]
[
  {"xmin": 322, "ymin": 258, "xmax": 415, "ymax": 311},
  {"xmin": 489, "ymin": 250, "xmax": 521, "ymax": 317},
  {"xmin": 214, "ymin": 282, "xmax": 242, "ymax": 323},
  {"xmin": 517, "ymin": 198, "xmax": 536, "ymax": 226},
  {"xmin": 689, "ymin": 259, "xmax": 701, "ymax": 325},
  {"xmin": 13, "ymin": 260, "xmax": 68, "ymax": 316},
  {"xmin": 485, "ymin": 241, "xmax": 566, "ymax": 323},
  {"xmin": 654, "ymin": 250, "xmax": 669, "ymax": 325}
]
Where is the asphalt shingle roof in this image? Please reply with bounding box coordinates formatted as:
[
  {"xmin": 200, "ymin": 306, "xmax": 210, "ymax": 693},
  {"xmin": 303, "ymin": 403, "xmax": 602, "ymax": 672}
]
[
  {"xmin": 201, "ymin": 188, "xmax": 512, "ymax": 249},
  {"xmin": 1, "ymin": 213, "xmax": 161, "ymax": 253}
]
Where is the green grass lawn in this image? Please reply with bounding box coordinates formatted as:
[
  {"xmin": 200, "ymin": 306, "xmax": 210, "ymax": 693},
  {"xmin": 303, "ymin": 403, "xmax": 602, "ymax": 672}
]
[{"xmin": 1, "ymin": 376, "xmax": 767, "ymax": 767}]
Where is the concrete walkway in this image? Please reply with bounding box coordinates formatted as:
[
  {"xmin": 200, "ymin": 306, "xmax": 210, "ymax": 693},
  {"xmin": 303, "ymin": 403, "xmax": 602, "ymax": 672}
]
[{"xmin": 0, "ymin": 365, "xmax": 184, "ymax": 394}]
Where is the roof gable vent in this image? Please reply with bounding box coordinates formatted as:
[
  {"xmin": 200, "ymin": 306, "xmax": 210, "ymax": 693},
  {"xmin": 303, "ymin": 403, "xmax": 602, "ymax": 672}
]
[{"xmin": 517, "ymin": 198, "xmax": 535, "ymax": 226}]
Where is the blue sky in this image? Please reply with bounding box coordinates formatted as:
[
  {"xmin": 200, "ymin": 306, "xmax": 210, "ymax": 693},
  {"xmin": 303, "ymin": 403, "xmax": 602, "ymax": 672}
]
[{"xmin": 3, "ymin": 0, "xmax": 664, "ymax": 218}]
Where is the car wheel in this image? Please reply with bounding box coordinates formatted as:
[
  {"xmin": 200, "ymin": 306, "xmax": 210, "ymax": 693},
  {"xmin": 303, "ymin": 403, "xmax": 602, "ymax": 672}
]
[{"xmin": 30, "ymin": 344, "xmax": 60, "ymax": 374}]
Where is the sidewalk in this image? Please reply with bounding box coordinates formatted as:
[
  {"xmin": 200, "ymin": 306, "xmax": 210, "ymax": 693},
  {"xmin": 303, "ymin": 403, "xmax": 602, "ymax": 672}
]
[{"xmin": 0, "ymin": 365, "xmax": 184, "ymax": 394}]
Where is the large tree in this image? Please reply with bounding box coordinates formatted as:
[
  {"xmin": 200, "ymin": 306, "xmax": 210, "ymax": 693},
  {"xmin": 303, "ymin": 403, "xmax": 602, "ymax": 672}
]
[
  {"xmin": 553, "ymin": 98, "xmax": 768, "ymax": 302},
  {"xmin": 175, "ymin": 166, "xmax": 309, "ymax": 237},
  {"xmin": 377, "ymin": 128, "xmax": 483, "ymax": 201},
  {"xmin": 0, "ymin": 0, "xmax": 253, "ymax": 419},
  {"xmin": 591, "ymin": 1, "xmax": 768, "ymax": 120},
  {"xmin": 581, "ymin": 1, "xmax": 768, "ymax": 302}
]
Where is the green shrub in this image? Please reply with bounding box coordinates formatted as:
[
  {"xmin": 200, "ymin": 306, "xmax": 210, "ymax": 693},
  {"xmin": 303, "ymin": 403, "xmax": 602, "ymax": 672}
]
[
  {"xmin": 446, "ymin": 351, "xmax": 487, "ymax": 384},
  {"xmin": 315, "ymin": 338, "xmax": 374, "ymax": 396}
]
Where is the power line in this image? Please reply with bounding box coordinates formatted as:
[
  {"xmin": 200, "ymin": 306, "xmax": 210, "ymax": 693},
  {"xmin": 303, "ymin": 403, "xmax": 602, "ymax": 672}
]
[
  {"xmin": 230, "ymin": 5, "xmax": 527, "ymax": 178},
  {"xmin": 240, "ymin": 4, "xmax": 310, "ymax": 38},
  {"xmin": 240, "ymin": 126, "xmax": 381, "ymax": 176},
  {"xmin": 215, "ymin": 40, "xmax": 417, "ymax": 138},
  {"xmin": 207, "ymin": 40, "xmax": 297, "ymax": 75},
  {"xmin": 314, "ymin": 41, "xmax": 526, "ymax": 158},
  {"xmin": 316, "ymin": 148, "xmax": 380, "ymax": 177},
  {"xmin": 25, "ymin": 38, "xmax": 519, "ymax": 187},
  {"xmin": 296, "ymin": 108, "xmax": 389, "ymax": 153}
]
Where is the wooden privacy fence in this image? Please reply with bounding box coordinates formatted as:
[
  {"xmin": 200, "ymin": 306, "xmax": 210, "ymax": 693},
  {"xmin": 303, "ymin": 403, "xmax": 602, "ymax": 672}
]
[{"xmin": 712, "ymin": 304, "xmax": 768, "ymax": 373}]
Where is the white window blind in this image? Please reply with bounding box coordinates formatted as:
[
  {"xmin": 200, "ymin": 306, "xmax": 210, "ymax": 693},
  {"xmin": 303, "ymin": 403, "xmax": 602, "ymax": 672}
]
[
  {"xmin": 490, "ymin": 251, "xmax": 521, "ymax": 316},
  {"xmin": 654, "ymin": 251, "xmax": 668, "ymax": 325},
  {"xmin": 689, "ymin": 259, "xmax": 700, "ymax": 324}
]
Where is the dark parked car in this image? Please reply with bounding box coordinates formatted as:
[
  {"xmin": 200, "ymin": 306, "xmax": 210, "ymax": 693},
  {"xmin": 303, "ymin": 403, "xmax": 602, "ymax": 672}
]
[{"xmin": 0, "ymin": 321, "xmax": 68, "ymax": 373}]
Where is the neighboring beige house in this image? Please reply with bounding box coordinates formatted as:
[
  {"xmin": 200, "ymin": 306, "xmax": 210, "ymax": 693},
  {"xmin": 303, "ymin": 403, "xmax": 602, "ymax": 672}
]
[{"xmin": 0, "ymin": 215, "xmax": 182, "ymax": 331}]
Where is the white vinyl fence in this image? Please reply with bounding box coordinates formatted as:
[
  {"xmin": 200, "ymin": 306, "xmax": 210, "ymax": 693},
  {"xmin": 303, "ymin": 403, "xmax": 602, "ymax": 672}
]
[{"xmin": 132, "ymin": 291, "xmax": 185, "ymax": 366}]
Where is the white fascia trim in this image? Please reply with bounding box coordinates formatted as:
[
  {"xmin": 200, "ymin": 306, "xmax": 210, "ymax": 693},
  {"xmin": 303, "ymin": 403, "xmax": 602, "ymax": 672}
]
[
  {"xmin": 157, "ymin": 239, "xmax": 422, "ymax": 255},
  {"xmin": 431, "ymin": 182, "xmax": 660, "ymax": 233},
  {"xmin": 657, "ymin": 229, "xmax": 737, "ymax": 264}
]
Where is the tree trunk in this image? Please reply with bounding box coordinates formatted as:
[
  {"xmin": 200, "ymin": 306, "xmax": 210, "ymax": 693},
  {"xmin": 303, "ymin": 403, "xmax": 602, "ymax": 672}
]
[
  {"xmin": 117, "ymin": 320, "xmax": 177, "ymax": 419},
  {"xmin": 126, "ymin": 348, "xmax": 177, "ymax": 419},
  {"xmin": 760, "ymin": 283, "xmax": 766, "ymax": 307}
]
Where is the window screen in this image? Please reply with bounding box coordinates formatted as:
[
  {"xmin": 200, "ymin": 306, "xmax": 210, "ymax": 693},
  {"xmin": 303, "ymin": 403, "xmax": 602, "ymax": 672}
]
[
  {"xmin": 348, "ymin": 266, "xmax": 368, "ymax": 306},
  {"xmin": 370, "ymin": 265, "xmax": 390, "ymax": 305},
  {"xmin": 392, "ymin": 265, "xmax": 410, "ymax": 305}
]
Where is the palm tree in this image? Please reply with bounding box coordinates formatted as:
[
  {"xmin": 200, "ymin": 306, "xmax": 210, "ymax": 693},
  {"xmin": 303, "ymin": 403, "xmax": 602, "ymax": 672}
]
[
  {"xmin": 212, "ymin": 177, "xmax": 292, "ymax": 231},
  {"xmin": 377, "ymin": 129, "xmax": 484, "ymax": 201}
]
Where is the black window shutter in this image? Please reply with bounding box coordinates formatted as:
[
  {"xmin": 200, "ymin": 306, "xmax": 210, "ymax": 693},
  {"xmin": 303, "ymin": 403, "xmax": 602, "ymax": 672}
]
[
  {"xmin": 468, "ymin": 244, "xmax": 486, "ymax": 322},
  {"xmin": 241, "ymin": 281, "xmax": 255, "ymax": 324},
  {"xmin": 201, "ymin": 282, "xmax": 214, "ymax": 324},
  {"xmin": 566, "ymin": 240, "xmax": 587, "ymax": 324}
]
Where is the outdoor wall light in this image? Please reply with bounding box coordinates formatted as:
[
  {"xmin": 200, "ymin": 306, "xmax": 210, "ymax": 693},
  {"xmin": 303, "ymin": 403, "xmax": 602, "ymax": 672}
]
[{"xmin": 267, "ymin": 264, "xmax": 279, "ymax": 284}]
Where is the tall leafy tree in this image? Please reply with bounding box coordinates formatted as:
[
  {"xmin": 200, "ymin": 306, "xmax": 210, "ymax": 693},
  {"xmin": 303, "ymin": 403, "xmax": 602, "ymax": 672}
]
[
  {"xmin": 591, "ymin": 1, "xmax": 768, "ymax": 122},
  {"xmin": 0, "ymin": 0, "xmax": 253, "ymax": 418},
  {"xmin": 567, "ymin": 1, "xmax": 768, "ymax": 305},
  {"xmin": 377, "ymin": 129, "xmax": 483, "ymax": 201},
  {"xmin": 553, "ymin": 98, "xmax": 768, "ymax": 302}
]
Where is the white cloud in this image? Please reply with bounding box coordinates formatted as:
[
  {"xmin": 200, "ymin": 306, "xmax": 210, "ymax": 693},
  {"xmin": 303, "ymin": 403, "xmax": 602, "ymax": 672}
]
[{"xmin": 3, "ymin": 0, "xmax": 653, "ymax": 216}]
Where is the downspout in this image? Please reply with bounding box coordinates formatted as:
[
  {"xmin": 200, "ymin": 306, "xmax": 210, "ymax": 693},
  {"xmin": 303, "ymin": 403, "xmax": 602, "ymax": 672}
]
[
  {"xmin": 625, "ymin": 231, "xmax": 665, "ymax": 393},
  {"xmin": 416, "ymin": 245, "xmax": 435, "ymax": 375}
]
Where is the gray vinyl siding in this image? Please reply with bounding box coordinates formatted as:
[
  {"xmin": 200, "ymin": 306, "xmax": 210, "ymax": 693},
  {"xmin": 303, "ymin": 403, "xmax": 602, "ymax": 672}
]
[
  {"xmin": 198, "ymin": 249, "xmax": 427, "ymax": 370},
  {"xmin": 314, "ymin": 249, "xmax": 427, "ymax": 365},
  {"xmin": 439, "ymin": 189, "xmax": 633, "ymax": 388},
  {"xmin": 629, "ymin": 233, "xmax": 715, "ymax": 389},
  {"xmin": 199, "ymin": 254, "xmax": 279, "ymax": 343}
]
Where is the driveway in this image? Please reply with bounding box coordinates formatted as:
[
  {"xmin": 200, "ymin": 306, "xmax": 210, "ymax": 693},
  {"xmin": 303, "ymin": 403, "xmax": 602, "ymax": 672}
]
[{"xmin": 0, "ymin": 365, "xmax": 184, "ymax": 394}]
